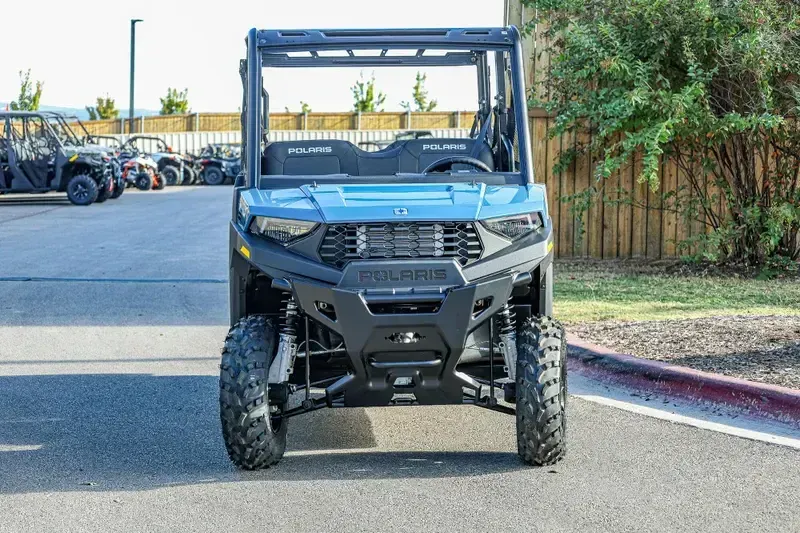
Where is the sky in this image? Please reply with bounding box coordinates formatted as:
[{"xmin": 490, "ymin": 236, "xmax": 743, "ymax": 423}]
[{"xmin": 1, "ymin": 0, "xmax": 507, "ymax": 113}]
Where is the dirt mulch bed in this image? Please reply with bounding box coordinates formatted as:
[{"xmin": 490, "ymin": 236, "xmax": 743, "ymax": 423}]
[{"xmin": 570, "ymin": 315, "xmax": 800, "ymax": 389}]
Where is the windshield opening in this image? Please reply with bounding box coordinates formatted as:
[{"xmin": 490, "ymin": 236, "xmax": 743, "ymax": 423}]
[{"xmin": 244, "ymin": 34, "xmax": 529, "ymax": 187}]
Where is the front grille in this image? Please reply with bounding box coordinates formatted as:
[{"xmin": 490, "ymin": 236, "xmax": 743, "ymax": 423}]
[{"xmin": 319, "ymin": 222, "xmax": 482, "ymax": 269}]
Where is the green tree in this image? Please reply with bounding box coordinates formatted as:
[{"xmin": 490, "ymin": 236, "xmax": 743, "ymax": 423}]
[
  {"xmin": 159, "ymin": 88, "xmax": 190, "ymax": 115},
  {"xmin": 351, "ymin": 72, "xmax": 386, "ymax": 112},
  {"xmin": 401, "ymin": 72, "xmax": 438, "ymax": 112},
  {"xmin": 10, "ymin": 69, "xmax": 43, "ymax": 111},
  {"xmin": 525, "ymin": 0, "xmax": 800, "ymax": 266},
  {"xmin": 86, "ymin": 94, "xmax": 119, "ymax": 120}
]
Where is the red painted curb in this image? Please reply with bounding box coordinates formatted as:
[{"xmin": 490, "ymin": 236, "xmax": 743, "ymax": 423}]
[{"xmin": 567, "ymin": 335, "xmax": 800, "ymax": 426}]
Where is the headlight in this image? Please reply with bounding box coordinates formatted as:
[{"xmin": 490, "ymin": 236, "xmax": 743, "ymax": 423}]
[
  {"xmin": 249, "ymin": 216, "xmax": 318, "ymax": 244},
  {"xmin": 237, "ymin": 196, "xmax": 250, "ymax": 226},
  {"xmin": 481, "ymin": 213, "xmax": 543, "ymax": 240}
]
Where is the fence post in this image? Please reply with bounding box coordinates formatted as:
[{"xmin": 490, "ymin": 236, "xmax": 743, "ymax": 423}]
[
  {"xmin": 194, "ymin": 112, "xmax": 200, "ymax": 132},
  {"xmin": 118, "ymin": 118, "xmax": 124, "ymax": 134},
  {"xmin": 406, "ymin": 110, "xmax": 412, "ymax": 130},
  {"xmin": 357, "ymin": 111, "xmax": 362, "ymax": 130},
  {"xmin": 455, "ymin": 111, "xmax": 461, "ymax": 129},
  {"xmin": 140, "ymin": 116, "xmax": 145, "ymax": 134},
  {"xmin": 303, "ymin": 111, "xmax": 308, "ymax": 130}
]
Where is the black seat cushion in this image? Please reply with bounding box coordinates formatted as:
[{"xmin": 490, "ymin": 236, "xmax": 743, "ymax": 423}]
[{"xmin": 261, "ymin": 138, "xmax": 494, "ymax": 176}]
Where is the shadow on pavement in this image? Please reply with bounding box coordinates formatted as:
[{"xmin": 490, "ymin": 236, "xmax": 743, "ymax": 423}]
[{"xmin": 0, "ymin": 374, "xmax": 524, "ymax": 494}]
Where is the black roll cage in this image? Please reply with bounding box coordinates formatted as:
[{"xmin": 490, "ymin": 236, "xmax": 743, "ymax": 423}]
[
  {"xmin": 241, "ymin": 27, "xmax": 534, "ymax": 188},
  {"xmin": 0, "ymin": 111, "xmax": 66, "ymax": 151}
]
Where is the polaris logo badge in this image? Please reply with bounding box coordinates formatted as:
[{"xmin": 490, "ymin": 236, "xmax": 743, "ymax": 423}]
[
  {"xmin": 422, "ymin": 144, "xmax": 468, "ymax": 151},
  {"xmin": 357, "ymin": 269, "xmax": 448, "ymax": 283},
  {"xmin": 287, "ymin": 146, "xmax": 333, "ymax": 155},
  {"xmin": 393, "ymin": 208, "xmax": 408, "ymax": 216}
]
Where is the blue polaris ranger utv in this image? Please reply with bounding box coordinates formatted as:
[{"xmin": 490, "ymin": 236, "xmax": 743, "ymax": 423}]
[{"xmin": 222, "ymin": 27, "xmax": 566, "ymax": 469}]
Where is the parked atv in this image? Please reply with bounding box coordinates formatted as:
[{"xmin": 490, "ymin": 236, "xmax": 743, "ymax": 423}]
[
  {"xmin": 121, "ymin": 136, "xmax": 185, "ymax": 186},
  {"xmin": 120, "ymin": 155, "xmax": 162, "ymax": 190},
  {"xmin": 195, "ymin": 143, "xmax": 241, "ymax": 185},
  {"xmin": 41, "ymin": 111, "xmax": 126, "ymax": 200},
  {"xmin": 221, "ymin": 27, "xmax": 565, "ymax": 470},
  {"xmin": 0, "ymin": 111, "xmax": 115, "ymax": 205}
]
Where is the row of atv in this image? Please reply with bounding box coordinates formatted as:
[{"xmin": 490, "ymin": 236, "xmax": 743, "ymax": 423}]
[
  {"xmin": 34, "ymin": 110, "xmax": 240, "ymax": 191},
  {"xmin": 94, "ymin": 136, "xmax": 241, "ymax": 190},
  {"xmin": 0, "ymin": 111, "xmax": 240, "ymax": 205}
]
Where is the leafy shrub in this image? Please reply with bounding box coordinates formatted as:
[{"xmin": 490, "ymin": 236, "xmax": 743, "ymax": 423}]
[{"xmin": 524, "ymin": 0, "xmax": 800, "ymax": 265}]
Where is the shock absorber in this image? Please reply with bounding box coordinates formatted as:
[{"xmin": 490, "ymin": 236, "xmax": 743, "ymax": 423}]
[
  {"xmin": 280, "ymin": 295, "xmax": 298, "ymax": 336},
  {"xmin": 269, "ymin": 295, "xmax": 299, "ymax": 384},
  {"xmin": 497, "ymin": 300, "xmax": 518, "ymax": 381}
]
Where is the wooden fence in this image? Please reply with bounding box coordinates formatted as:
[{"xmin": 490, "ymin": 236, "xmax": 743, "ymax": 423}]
[
  {"xmin": 529, "ymin": 115, "xmax": 708, "ymax": 260},
  {"xmin": 70, "ymin": 111, "xmax": 478, "ymax": 135}
]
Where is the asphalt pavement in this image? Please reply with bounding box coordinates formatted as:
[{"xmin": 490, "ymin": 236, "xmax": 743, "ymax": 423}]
[{"xmin": 1, "ymin": 187, "xmax": 798, "ymax": 533}]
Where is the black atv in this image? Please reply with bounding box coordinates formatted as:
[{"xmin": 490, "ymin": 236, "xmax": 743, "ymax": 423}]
[
  {"xmin": 195, "ymin": 143, "xmax": 241, "ymax": 185},
  {"xmin": 221, "ymin": 27, "xmax": 566, "ymax": 470},
  {"xmin": 1, "ymin": 111, "xmax": 115, "ymax": 205},
  {"xmin": 41, "ymin": 112, "xmax": 126, "ymax": 199}
]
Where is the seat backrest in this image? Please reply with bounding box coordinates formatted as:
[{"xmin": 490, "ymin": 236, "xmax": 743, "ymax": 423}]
[
  {"xmin": 261, "ymin": 138, "xmax": 495, "ymax": 177},
  {"xmin": 398, "ymin": 138, "xmax": 495, "ymax": 173},
  {"xmin": 262, "ymin": 140, "xmax": 359, "ymax": 176}
]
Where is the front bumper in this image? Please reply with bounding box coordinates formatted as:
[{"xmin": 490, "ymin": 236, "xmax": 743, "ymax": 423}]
[
  {"xmin": 230, "ymin": 222, "xmax": 553, "ymax": 407},
  {"xmin": 292, "ymin": 265, "xmax": 524, "ymax": 406}
]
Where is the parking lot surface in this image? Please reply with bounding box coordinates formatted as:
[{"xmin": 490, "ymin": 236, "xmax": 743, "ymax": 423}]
[{"xmin": 1, "ymin": 188, "xmax": 798, "ymax": 533}]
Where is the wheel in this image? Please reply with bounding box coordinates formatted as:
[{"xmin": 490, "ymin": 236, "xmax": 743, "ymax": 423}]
[
  {"xmin": 182, "ymin": 166, "xmax": 196, "ymax": 185},
  {"xmin": 134, "ymin": 172, "xmax": 153, "ymax": 191},
  {"xmin": 95, "ymin": 180, "xmax": 112, "ymax": 203},
  {"xmin": 516, "ymin": 316, "xmax": 567, "ymax": 466},
  {"xmin": 160, "ymin": 165, "xmax": 180, "ymax": 186},
  {"xmin": 111, "ymin": 178, "xmax": 125, "ymax": 199},
  {"xmin": 203, "ymin": 166, "xmax": 225, "ymax": 186},
  {"xmin": 66, "ymin": 174, "xmax": 98, "ymax": 206},
  {"xmin": 220, "ymin": 315, "xmax": 287, "ymax": 470},
  {"xmin": 153, "ymin": 175, "xmax": 166, "ymax": 190}
]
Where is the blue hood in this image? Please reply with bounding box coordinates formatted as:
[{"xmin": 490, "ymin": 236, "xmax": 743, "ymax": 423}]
[{"xmin": 242, "ymin": 182, "xmax": 548, "ymax": 223}]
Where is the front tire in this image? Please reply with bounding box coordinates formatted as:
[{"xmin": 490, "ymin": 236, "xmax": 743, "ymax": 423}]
[
  {"xmin": 203, "ymin": 166, "xmax": 225, "ymax": 186},
  {"xmin": 160, "ymin": 165, "xmax": 180, "ymax": 186},
  {"xmin": 134, "ymin": 172, "xmax": 153, "ymax": 191},
  {"xmin": 182, "ymin": 166, "xmax": 196, "ymax": 185},
  {"xmin": 95, "ymin": 180, "xmax": 112, "ymax": 203},
  {"xmin": 516, "ymin": 316, "xmax": 567, "ymax": 466},
  {"xmin": 66, "ymin": 174, "xmax": 98, "ymax": 206},
  {"xmin": 111, "ymin": 177, "xmax": 125, "ymax": 199},
  {"xmin": 220, "ymin": 315, "xmax": 287, "ymax": 470}
]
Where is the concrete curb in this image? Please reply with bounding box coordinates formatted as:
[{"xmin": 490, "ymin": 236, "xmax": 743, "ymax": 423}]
[{"xmin": 567, "ymin": 336, "xmax": 800, "ymax": 426}]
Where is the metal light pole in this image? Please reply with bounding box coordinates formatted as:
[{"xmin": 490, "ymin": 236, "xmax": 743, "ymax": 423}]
[{"xmin": 129, "ymin": 19, "xmax": 143, "ymax": 134}]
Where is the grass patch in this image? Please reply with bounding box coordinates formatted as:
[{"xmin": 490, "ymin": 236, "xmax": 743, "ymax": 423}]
[{"xmin": 554, "ymin": 271, "xmax": 800, "ymax": 324}]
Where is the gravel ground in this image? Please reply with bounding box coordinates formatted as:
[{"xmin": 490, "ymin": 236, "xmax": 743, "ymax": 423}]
[{"xmin": 571, "ymin": 315, "xmax": 800, "ymax": 389}]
